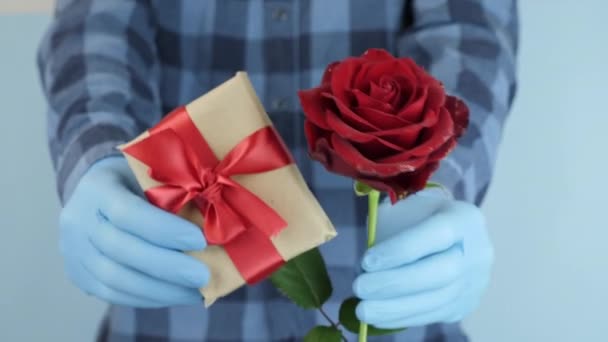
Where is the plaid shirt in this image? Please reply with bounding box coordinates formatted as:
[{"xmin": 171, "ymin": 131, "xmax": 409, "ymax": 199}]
[{"xmin": 38, "ymin": 0, "xmax": 518, "ymax": 341}]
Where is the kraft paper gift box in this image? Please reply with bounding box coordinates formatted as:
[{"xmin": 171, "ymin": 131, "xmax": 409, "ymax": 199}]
[{"xmin": 119, "ymin": 72, "xmax": 337, "ymax": 306}]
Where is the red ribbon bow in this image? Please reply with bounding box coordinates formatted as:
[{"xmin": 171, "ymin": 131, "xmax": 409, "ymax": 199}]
[{"xmin": 123, "ymin": 106, "xmax": 293, "ymax": 284}]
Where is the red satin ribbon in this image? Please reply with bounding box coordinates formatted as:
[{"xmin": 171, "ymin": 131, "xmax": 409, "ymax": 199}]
[{"xmin": 123, "ymin": 106, "xmax": 293, "ymax": 284}]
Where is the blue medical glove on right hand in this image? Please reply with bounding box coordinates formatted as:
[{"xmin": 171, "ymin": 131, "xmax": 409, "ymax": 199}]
[
  {"xmin": 353, "ymin": 189, "xmax": 494, "ymax": 327},
  {"xmin": 59, "ymin": 156, "xmax": 210, "ymax": 307}
]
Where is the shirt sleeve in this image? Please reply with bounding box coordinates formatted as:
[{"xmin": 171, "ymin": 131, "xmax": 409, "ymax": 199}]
[
  {"xmin": 38, "ymin": 0, "xmax": 161, "ymax": 204},
  {"xmin": 397, "ymin": 0, "xmax": 519, "ymax": 204}
]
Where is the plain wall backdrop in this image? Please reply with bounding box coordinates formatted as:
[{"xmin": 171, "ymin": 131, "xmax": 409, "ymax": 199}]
[{"xmin": 0, "ymin": 1, "xmax": 606, "ymax": 341}]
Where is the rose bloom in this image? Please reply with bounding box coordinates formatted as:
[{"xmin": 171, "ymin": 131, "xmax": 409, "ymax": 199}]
[{"xmin": 298, "ymin": 49, "xmax": 469, "ymax": 202}]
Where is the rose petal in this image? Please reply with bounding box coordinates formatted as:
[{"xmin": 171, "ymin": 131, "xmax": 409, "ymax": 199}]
[
  {"xmin": 380, "ymin": 107, "xmax": 455, "ymax": 163},
  {"xmin": 353, "ymin": 62, "xmax": 374, "ymax": 92},
  {"xmin": 330, "ymin": 133, "xmax": 430, "ymax": 177},
  {"xmin": 427, "ymin": 137, "xmax": 457, "ymax": 163},
  {"xmin": 358, "ymin": 161, "xmax": 440, "ymax": 203},
  {"xmin": 370, "ymin": 81, "xmax": 391, "ymax": 102},
  {"xmin": 393, "ymin": 75, "xmax": 416, "ymax": 108},
  {"xmin": 394, "ymin": 60, "xmax": 446, "ymax": 122},
  {"xmin": 331, "ymin": 57, "xmax": 362, "ymax": 105},
  {"xmin": 366, "ymin": 60, "xmax": 416, "ymax": 85},
  {"xmin": 383, "ymin": 77, "xmax": 401, "ymax": 106},
  {"xmin": 407, "ymin": 162, "xmax": 441, "ymax": 192},
  {"xmin": 298, "ymin": 87, "xmax": 331, "ymax": 129},
  {"xmin": 398, "ymin": 86, "xmax": 427, "ymax": 122},
  {"xmin": 370, "ymin": 109, "xmax": 438, "ymax": 148},
  {"xmin": 353, "ymin": 89, "xmax": 394, "ymax": 113},
  {"xmin": 325, "ymin": 93, "xmax": 378, "ymax": 132},
  {"xmin": 394, "ymin": 58, "xmax": 421, "ymax": 83},
  {"xmin": 356, "ymin": 106, "xmax": 409, "ymax": 131},
  {"xmin": 397, "ymin": 58, "xmax": 420, "ymax": 74},
  {"xmin": 409, "ymin": 59, "xmax": 437, "ymax": 85},
  {"xmin": 355, "ymin": 176, "xmax": 402, "ymax": 202},
  {"xmin": 353, "ymin": 140, "xmax": 402, "ymax": 159},
  {"xmin": 325, "ymin": 109, "xmax": 404, "ymax": 152},
  {"xmin": 393, "ymin": 162, "xmax": 440, "ymax": 198},
  {"xmin": 323, "ymin": 152, "xmax": 361, "ymax": 179},
  {"xmin": 369, "ymin": 76, "xmax": 400, "ymax": 105},
  {"xmin": 307, "ymin": 129, "xmax": 377, "ymax": 183},
  {"xmin": 444, "ymin": 95, "xmax": 470, "ymax": 138},
  {"xmin": 423, "ymin": 82, "xmax": 446, "ymax": 113},
  {"xmin": 304, "ymin": 120, "xmax": 329, "ymax": 155}
]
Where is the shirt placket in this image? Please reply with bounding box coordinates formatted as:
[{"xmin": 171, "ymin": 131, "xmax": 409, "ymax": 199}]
[
  {"xmin": 263, "ymin": 2, "xmax": 315, "ymax": 340},
  {"xmin": 264, "ymin": 0, "xmax": 306, "ymax": 168}
]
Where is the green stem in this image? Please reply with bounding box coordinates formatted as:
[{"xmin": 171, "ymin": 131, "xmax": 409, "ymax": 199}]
[
  {"xmin": 366, "ymin": 190, "xmax": 380, "ymax": 248},
  {"xmin": 318, "ymin": 306, "xmax": 338, "ymax": 329},
  {"xmin": 319, "ymin": 306, "xmax": 348, "ymax": 342},
  {"xmin": 359, "ymin": 189, "xmax": 380, "ymax": 342}
]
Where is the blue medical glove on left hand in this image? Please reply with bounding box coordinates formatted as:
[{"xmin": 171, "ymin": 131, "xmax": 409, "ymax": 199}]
[
  {"xmin": 59, "ymin": 156, "xmax": 209, "ymax": 307},
  {"xmin": 353, "ymin": 189, "xmax": 494, "ymax": 328}
]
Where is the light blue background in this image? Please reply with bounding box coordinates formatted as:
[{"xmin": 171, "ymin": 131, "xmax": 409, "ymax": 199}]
[{"xmin": 0, "ymin": 2, "xmax": 606, "ymax": 341}]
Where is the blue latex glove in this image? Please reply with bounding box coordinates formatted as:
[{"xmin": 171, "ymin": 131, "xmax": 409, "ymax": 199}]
[
  {"xmin": 59, "ymin": 157, "xmax": 209, "ymax": 307},
  {"xmin": 353, "ymin": 189, "xmax": 494, "ymax": 328}
]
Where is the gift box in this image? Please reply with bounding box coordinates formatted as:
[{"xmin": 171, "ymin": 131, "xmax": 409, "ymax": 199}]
[{"xmin": 119, "ymin": 72, "xmax": 337, "ymax": 306}]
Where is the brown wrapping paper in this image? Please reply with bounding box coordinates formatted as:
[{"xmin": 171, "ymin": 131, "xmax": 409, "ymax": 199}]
[{"xmin": 119, "ymin": 72, "xmax": 337, "ymax": 306}]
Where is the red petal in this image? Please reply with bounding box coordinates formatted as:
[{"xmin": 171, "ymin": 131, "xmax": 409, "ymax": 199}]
[
  {"xmin": 362, "ymin": 161, "xmax": 440, "ymax": 203},
  {"xmin": 394, "ymin": 58, "xmax": 420, "ymax": 82},
  {"xmin": 298, "ymin": 87, "xmax": 331, "ymax": 129},
  {"xmin": 395, "ymin": 60, "xmax": 446, "ymax": 122},
  {"xmin": 392, "ymin": 75, "xmax": 416, "ymax": 109},
  {"xmin": 325, "ymin": 109, "xmax": 404, "ymax": 152},
  {"xmin": 444, "ymin": 95, "xmax": 470, "ymax": 138},
  {"xmin": 369, "ymin": 81, "xmax": 389, "ymax": 102},
  {"xmin": 355, "ymin": 177, "xmax": 401, "ymax": 202},
  {"xmin": 366, "ymin": 60, "xmax": 416, "ymax": 85},
  {"xmin": 423, "ymin": 82, "xmax": 446, "ymax": 114},
  {"xmin": 396, "ymin": 58, "xmax": 420, "ymax": 73},
  {"xmin": 309, "ymin": 134, "xmax": 362, "ymax": 180},
  {"xmin": 369, "ymin": 77, "xmax": 400, "ymax": 105},
  {"xmin": 371, "ymin": 108, "xmax": 439, "ymax": 148},
  {"xmin": 353, "ymin": 89, "xmax": 394, "ymax": 113},
  {"xmin": 331, "ymin": 133, "xmax": 429, "ymax": 177},
  {"xmin": 380, "ymin": 107, "xmax": 455, "ymax": 163},
  {"xmin": 353, "ymin": 62, "xmax": 374, "ymax": 92},
  {"xmin": 397, "ymin": 86, "xmax": 427, "ymax": 122},
  {"xmin": 409, "ymin": 60, "xmax": 437, "ymax": 85},
  {"xmin": 330, "ymin": 58, "xmax": 362, "ymax": 105},
  {"xmin": 427, "ymin": 137, "xmax": 457, "ymax": 163},
  {"xmin": 395, "ymin": 162, "xmax": 440, "ymax": 195},
  {"xmin": 356, "ymin": 106, "xmax": 409, "ymax": 131},
  {"xmin": 304, "ymin": 120, "xmax": 329, "ymax": 154},
  {"xmin": 325, "ymin": 93, "xmax": 378, "ymax": 132}
]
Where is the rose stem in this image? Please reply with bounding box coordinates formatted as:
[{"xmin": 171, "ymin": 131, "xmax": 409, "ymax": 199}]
[
  {"xmin": 359, "ymin": 189, "xmax": 380, "ymax": 342},
  {"xmin": 318, "ymin": 306, "xmax": 347, "ymax": 341}
]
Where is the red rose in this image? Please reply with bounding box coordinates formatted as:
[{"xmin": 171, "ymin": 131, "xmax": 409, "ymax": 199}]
[{"xmin": 298, "ymin": 49, "xmax": 469, "ymax": 202}]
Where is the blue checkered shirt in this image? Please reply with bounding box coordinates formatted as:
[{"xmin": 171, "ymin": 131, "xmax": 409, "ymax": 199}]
[{"xmin": 38, "ymin": 0, "xmax": 518, "ymax": 341}]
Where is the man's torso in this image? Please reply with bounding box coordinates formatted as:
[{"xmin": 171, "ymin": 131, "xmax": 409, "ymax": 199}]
[{"xmin": 102, "ymin": 1, "xmax": 467, "ymax": 341}]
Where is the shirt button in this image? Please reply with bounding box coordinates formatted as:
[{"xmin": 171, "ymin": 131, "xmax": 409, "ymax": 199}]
[
  {"xmin": 271, "ymin": 98, "xmax": 289, "ymax": 111},
  {"xmin": 272, "ymin": 7, "xmax": 289, "ymax": 21}
]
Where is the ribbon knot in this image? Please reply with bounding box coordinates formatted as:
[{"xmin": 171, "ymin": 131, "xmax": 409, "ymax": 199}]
[
  {"xmin": 123, "ymin": 106, "xmax": 294, "ymax": 284},
  {"xmin": 198, "ymin": 168, "xmax": 218, "ymax": 188},
  {"xmin": 195, "ymin": 167, "xmax": 223, "ymax": 205},
  {"xmin": 199, "ymin": 177, "xmax": 223, "ymax": 205}
]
